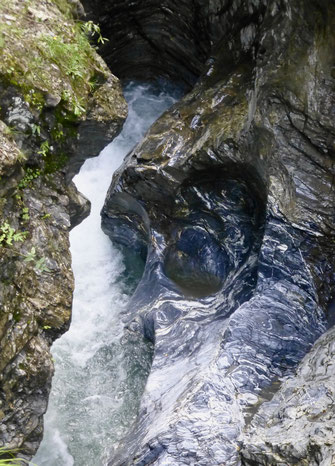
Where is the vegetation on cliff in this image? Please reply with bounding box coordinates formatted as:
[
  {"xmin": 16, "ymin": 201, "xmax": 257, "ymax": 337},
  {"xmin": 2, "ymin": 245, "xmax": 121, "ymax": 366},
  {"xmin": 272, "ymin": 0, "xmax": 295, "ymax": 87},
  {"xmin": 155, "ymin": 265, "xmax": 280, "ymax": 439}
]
[
  {"xmin": 0, "ymin": 0, "xmax": 108, "ymax": 117},
  {"xmin": 0, "ymin": 0, "xmax": 127, "ymax": 460}
]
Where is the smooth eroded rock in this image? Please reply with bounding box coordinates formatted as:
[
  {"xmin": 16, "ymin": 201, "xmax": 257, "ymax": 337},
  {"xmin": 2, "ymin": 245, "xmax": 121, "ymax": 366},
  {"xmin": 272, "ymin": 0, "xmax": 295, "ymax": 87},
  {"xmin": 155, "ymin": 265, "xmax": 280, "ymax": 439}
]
[{"xmin": 101, "ymin": 0, "xmax": 335, "ymax": 464}]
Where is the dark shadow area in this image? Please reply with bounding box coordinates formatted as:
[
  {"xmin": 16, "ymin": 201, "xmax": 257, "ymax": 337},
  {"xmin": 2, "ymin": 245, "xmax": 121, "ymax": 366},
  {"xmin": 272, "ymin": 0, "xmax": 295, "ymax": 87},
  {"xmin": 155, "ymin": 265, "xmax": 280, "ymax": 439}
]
[
  {"xmin": 327, "ymin": 296, "xmax": 335, "ymax": 328},
  {"xmin": 163, "ymin": 167, "xmax": 266, "ymax": 298},
  {"xmin": 80, "ymin": 0, "xmax": 267, "ymax": 88}
]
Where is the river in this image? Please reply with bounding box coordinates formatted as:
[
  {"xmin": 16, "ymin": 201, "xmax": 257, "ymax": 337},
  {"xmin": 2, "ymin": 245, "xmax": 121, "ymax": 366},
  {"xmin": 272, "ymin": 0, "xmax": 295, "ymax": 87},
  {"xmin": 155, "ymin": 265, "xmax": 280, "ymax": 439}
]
[{"xmin": 33, "ymin": 81, "xmax": 180, "ymax": 466}]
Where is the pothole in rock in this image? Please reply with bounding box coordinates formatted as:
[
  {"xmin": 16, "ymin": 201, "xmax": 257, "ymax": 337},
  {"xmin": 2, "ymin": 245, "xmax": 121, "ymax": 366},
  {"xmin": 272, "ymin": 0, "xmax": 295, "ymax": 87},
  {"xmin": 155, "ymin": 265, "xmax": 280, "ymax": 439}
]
[{"xmin": 164, "ymin": 171, "xmax": 265, "ymax": 298}]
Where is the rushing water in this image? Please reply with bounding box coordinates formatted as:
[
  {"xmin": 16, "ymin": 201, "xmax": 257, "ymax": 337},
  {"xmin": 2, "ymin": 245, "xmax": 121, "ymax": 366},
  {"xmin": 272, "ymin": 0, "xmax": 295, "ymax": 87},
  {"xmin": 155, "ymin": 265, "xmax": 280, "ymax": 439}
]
[{"xmin": 33, "ymin": 82, "xmax": 181, "ymax": 466}]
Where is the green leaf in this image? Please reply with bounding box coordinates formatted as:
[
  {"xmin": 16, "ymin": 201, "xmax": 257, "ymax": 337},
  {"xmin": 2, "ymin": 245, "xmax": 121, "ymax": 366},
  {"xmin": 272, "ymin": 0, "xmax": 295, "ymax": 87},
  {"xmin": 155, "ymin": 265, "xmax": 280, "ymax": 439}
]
[
  {"xmin": 13, "ymin": 232, "xmax": 27, "ymax": 242},
  {"xmin": 24, "ymin": 247, "xmax": 36, "ymax": 262},
  {"xmin": 35, "ymin": 257, "xmax": 50, "ymax": 272}
]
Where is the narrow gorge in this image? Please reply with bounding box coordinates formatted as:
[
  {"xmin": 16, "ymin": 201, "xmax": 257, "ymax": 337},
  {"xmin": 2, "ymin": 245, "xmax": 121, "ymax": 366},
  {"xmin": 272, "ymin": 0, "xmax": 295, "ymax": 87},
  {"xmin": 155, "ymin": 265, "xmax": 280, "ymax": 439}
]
[
  {"xmin": 34, "ymin": 82, "xmax": 181, "ymax": 465},
  {"xmin": 0, "ymin": 1, "xmax": 334, "ymax": 465}
]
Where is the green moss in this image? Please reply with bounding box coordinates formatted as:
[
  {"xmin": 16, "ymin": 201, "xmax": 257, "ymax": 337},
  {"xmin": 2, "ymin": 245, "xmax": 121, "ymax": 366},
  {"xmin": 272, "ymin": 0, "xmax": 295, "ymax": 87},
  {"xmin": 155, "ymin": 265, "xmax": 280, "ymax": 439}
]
[
  {"xmin": 0, "ymin": 0, "xmax": 109, "ymax": 115},
  {"xmin": 50, "ymin": 123, "xmax": 65, "ymax": 142},
  {"xmin": 53, "ymin": 102, "xmax": 80, "ymax": 132},
  {"xmin": 44, "ymin": 151, "xmax": 69, "ymax": 174},
  {"xmin": 0, "ymin": 0, "xmax": 127, "ymax": 192},
  {"xmin": 0, "ymin": 0, "xmax": 120, "ymax": 183},
  {"xmin": 24, "ymin": 90, "xmax": 45, "ymax": 112},
  {"xmin": 13, "ymin": 309, "xmax": 21, "ymax": 323}
]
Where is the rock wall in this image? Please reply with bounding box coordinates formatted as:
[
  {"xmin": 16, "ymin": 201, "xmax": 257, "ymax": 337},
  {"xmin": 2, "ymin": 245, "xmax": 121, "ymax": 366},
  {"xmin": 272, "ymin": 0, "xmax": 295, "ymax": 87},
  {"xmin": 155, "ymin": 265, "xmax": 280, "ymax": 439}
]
[
  {"xmin": 101, "ymin": 0, "xmax": 335, "ymax": 464},
  {"xmin": 81, "ymin": 0, "xmax": 268, "ymax": 86},
  {"xmin": 0, "ymin": 0, "xmax": 127, "ymax": 458},
  {"xmin": 1, "ymin": 0, "xmax": 334, "ymax": 463},
  {"xmin": 241, "ymin": 324, "xmax": 335, "ymax": 465}
]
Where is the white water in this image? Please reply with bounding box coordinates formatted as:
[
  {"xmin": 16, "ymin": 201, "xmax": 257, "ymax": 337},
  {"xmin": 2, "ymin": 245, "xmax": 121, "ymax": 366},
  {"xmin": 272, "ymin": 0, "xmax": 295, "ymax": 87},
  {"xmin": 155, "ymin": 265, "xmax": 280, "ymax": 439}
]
[{"xmin": 33, "ymin": 82, "xmax": 180, "ymax": 466}]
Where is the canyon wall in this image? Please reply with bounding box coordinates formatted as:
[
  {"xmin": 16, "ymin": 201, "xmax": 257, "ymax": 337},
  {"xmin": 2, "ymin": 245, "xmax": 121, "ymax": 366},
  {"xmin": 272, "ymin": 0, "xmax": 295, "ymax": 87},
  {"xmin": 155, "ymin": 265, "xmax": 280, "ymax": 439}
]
[
  {"xmin": 99, "ymin": 0, "xmax": 335, "ymax": 464},
  {"xmin": 0, "ymin": 0, "xmax": 127, "ymax": 458},
  {"xmin": 0, "ymin": 0, "xmax": 334, "ymax": 464}
]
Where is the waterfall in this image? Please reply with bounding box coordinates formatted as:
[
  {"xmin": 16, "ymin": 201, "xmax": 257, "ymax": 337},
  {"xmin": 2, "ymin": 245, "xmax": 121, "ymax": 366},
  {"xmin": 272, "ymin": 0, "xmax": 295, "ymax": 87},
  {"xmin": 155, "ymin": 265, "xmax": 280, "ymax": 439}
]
[{"xmin": 33, "ymin": 81, "xmax": 180, "ymax": 466}]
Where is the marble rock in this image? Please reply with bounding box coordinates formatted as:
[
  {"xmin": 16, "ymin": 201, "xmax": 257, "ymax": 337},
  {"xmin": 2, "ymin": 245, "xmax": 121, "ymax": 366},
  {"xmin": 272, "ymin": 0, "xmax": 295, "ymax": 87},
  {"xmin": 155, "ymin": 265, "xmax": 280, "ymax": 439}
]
[{"xmin": 101, "ymin": 0, "xmax": 335, "ymax": 464}]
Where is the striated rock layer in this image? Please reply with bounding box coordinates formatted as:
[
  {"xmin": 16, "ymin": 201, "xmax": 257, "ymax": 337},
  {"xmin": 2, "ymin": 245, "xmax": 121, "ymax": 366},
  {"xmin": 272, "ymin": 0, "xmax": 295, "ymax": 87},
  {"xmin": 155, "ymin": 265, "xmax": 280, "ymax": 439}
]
[
  {"xmin": 81, "ymin": 0, "xmax": 268, "ymax": 86},
  {"xmin": 0, "ymin": 0, "xmax": 127, "ymax": 458},
  {"xmin": 101, "ymin": 0, "xmax": 335, "ymax": 464},
  {"xmin": 241, "ymin": 324, "xmax": 335, "ymax": 465}
]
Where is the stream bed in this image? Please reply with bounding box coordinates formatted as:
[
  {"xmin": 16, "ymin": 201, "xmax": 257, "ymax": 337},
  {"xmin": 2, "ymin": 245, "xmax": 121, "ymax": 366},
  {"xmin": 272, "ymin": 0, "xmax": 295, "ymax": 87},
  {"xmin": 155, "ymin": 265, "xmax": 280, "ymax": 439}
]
[{"xmin": 33, "ymin": 82, "xmax": 180, "ymax": 466}]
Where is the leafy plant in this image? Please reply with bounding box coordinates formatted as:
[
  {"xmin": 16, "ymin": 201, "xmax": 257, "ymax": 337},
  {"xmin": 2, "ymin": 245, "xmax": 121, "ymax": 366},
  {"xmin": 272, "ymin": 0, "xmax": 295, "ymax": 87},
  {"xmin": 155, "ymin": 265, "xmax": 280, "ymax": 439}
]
[
  {"xmin": 73, "ymin": 98, "xmax": 85, "ymax": 116},
  {"xmin": 30, "ymin": 124, "xmax": 41, "ymax": 136},
  {"xmin": 24, "ymin": 91, "xmax": 44, "ymax": 112},
  {"xmin": 61, "ymin": 90, "xmax": 86, "ymax": 117},
  {"xmin": 41, "ymin": 34, "xmax": 88, "ymax": 82},
  {"xmin": 52, "ymin": 124, "xmax": 64, "ymax": 141},
  {"xmin": 37, "ymin": 141, "xmax": 49, "ymax": 158},
  {"xmin": 81, "ymin": 20, "xmax": 108, "ymax": 44},
  {"xmin": 35, "ymin": 257, "xmax": 50, "ymax": 272},
  {"xmin": 21, "ymin": 208, "xmax": 29, "ymax": 221},
  {"xmin": 23, "ymin": 246, "xmax": 36, "ymax": 263},
  {"xmin": 24, "ymin": 247, "xmax": 50, "ymax": 272},
  {"xmin": 0, "ymin": 223, "xmax": 27, "ymax": 246},
  {"xmin": 0, "ymin": 228, "xmax": 50, "ymax": 274},
  {"xmin": 17, "ymin": 168, "xmax": 41, "ymax": 190}
]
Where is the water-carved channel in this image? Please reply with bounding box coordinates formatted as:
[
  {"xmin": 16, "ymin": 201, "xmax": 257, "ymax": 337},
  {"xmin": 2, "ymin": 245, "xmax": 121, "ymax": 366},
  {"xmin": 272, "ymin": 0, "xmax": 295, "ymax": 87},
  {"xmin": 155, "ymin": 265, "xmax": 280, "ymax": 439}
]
[{"xmin": 33, "ymin": 82, "xmax": 181, "ymax": 466}]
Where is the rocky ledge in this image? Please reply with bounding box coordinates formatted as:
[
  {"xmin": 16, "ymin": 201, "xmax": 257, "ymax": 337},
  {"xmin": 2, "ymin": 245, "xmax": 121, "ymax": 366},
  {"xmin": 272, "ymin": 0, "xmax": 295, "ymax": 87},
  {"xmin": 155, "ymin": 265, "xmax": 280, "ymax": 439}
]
[
  {"xmin": 101, "ymin": 0, "xmax": 335, "ymax": 464},
  {"xmin": 0, "ymin": 0, "xmax": 127, "ymax": 458}
]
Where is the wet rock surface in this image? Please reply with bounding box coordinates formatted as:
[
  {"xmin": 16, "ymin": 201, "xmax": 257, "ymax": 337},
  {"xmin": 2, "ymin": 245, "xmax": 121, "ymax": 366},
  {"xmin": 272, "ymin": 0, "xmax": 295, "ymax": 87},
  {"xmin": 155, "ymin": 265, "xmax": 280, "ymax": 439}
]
[
  {"xmin": 241, "ymin": 325, "xmax": 335, "ymax": 465},
  {"xmin": 102, "ymin": 0, "xmax": 335, "ymax": 464},
  {"xmin": 0, "ymin": 0, "xmax": 127, "ymax": 458}
]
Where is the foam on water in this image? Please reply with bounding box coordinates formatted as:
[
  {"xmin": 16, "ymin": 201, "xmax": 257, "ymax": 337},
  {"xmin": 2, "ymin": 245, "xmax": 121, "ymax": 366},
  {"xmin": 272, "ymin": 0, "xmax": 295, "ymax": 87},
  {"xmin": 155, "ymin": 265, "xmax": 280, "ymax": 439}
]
[{"xmin": 33, "ymin": 81, "xmax": 180, "ymax": 466}]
